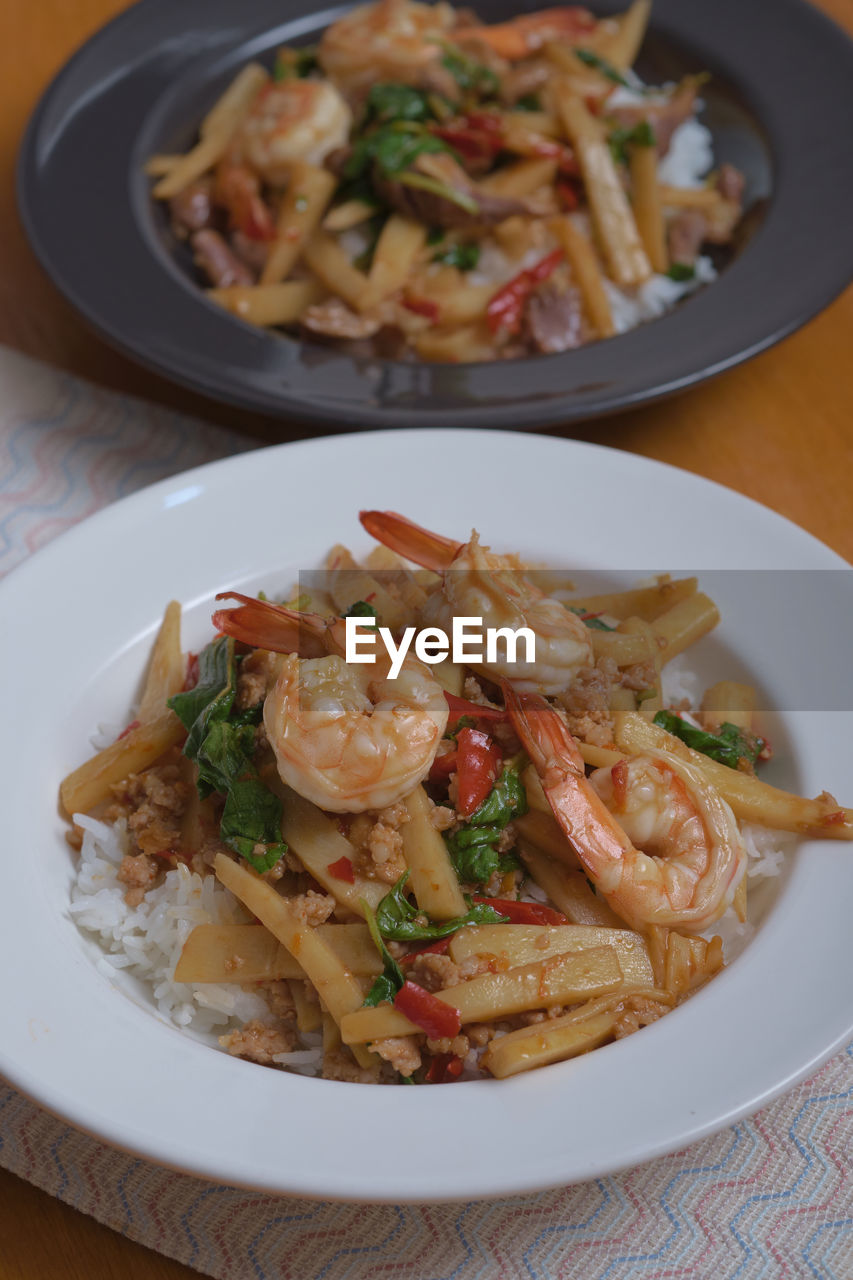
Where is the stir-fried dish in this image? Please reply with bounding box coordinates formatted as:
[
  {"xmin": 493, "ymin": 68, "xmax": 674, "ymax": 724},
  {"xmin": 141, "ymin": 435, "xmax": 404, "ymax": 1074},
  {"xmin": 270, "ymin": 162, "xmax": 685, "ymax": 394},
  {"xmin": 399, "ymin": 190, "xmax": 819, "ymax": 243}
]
[
  {"xmin": 147, "ymin": 0, "xmax": 747, "ymax": 362},
  {"xmin": 61, "ymin": 514, "xmax": 852, "ymax": 1084}
]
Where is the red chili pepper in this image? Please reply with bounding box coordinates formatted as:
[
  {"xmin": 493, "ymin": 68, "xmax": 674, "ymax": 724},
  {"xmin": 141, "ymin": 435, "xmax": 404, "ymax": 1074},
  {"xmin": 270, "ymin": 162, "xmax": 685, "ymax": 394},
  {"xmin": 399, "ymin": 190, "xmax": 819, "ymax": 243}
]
[
  {"xmin": 117, "ymin": 719, "xmax": 140, "ymax": 741},
  {"xmin": 444, "ymin": 692, "xmax": 508, "ymax": 722},
  {"xmin": 328, "ymin": 855, "xmax": 355, "ymax": 884},
  {"xmin": 400, "ymin": 937, "xmax": 452, "ymax": 966},
  {"xmin": 429, "ymin": 747, "xmax": 458, "ymax": 782},
  {"xmin": 183, "ymin": 652, "xmax": 199, "ymax": 691},
  {"xmin": 472, "ymin": 896, "xmax": 569, "ymax": 926},
  {"xmin": 402, "ymin": 295, "xmax": 440, "ymax": 321},
  {"xmin": 394, "ymin": 981, "xmax": 461, "ymax": 1039},
  {"xmin": 557, "ymin": 179, "xmax": 581, "ymax": 210},
  {"xmin": 456, "ymin": 727, "xmax": 503, "ymax": 818},
  {"xmin": 486, "ymin": 249, "xmax": 565, "ymax": 335},
  {"xmin": 431, "ymin": 112, "xmax": 504, "ymax": 166},
  {"xmin": 425, "ymin": 1053, "xmax": 465, "ymax": 1083}
]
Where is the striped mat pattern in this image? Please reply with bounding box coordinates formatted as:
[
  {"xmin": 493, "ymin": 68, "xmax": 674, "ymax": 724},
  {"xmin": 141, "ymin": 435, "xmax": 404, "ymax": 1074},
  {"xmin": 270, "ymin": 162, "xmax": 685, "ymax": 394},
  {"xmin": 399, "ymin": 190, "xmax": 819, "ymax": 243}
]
[{"xmin": 1, "ymin": 346, "xmax": 851, "ymax": 1278}]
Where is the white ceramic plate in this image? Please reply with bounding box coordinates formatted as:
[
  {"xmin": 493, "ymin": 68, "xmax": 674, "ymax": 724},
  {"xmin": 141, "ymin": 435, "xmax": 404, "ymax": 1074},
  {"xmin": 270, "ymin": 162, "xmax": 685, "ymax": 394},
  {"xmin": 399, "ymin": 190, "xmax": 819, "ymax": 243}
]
[{"xmin": 2, "ymin": 429, "xmax": 852, "ymax": 1202}]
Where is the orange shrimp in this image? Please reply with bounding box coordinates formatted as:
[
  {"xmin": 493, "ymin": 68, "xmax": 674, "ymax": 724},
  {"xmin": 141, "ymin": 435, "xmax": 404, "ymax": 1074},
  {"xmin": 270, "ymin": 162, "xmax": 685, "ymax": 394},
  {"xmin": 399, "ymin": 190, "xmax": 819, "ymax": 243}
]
[
  {"xmin": 503, "ymin": 683, "xmax": 747, "ymax": 933},
  {"xmin": 455, "ymin": 6, "xmax": 599, "ymax": 61},
  {"xmin": 359, "ymin": 511, "xmax": 593, "ymax": 695},
  {"xmin": 212, "ymin": 593, "xmax": 448, "ymax": 813}
]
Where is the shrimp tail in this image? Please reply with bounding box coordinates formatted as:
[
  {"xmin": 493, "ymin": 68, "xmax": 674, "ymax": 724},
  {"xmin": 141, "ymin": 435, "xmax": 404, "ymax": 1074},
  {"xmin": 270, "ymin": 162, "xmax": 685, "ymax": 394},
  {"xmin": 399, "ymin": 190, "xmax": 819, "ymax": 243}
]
[
  {"xmin": 359, "ymin": 510, "xmax": 463, "ymax": 572},
  {"xmin": 454, "ymin": 7, "xmax": 598, "ymax": 60},
  {"xmin": 212, "ymin": 592, "xmax": 330, "ymax": 657},
  {"xmin": 501, "ymin": 682, "xmax": 586, "ymax": 782}
]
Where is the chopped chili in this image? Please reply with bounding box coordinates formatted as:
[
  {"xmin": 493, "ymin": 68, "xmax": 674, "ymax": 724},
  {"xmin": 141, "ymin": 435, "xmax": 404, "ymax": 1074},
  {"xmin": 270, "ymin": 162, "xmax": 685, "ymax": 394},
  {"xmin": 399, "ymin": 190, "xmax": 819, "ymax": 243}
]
[
  {"xmin": 394, "ymin": 981, "xmax": 461, "ymax": 1039},
  {"xmin": 486, "ymin": 248, "xmax": 564, "ymax": 335},
  {"xmin": 425, "ymin": 1053, "xmax": 465, "ymax": 1083},
  {"xmin": 472, "ymin": 896, "xmax": 569, "ymax": 926},
  {"xmin": 328, "ymin": 855, "xmax": 355, "ymax": 884},
  {"xmin": 455, "ymin": 726, "xmax": 503, "ymax": 818}
]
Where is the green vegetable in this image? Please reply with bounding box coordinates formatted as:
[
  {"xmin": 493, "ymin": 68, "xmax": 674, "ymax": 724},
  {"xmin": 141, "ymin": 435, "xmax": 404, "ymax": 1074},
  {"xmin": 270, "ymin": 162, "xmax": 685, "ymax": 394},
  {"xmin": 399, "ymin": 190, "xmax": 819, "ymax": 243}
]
[
  {"xmin": 361, "ymin": 899, "xmax": 405, "ymax": 1006},
  {"xmin": 375, "ymin": 871, "xmax": 508, "ymax": 941},
  {"xmin": 344, "ymin": 124, "xmax": 453, "ymax": 182},
  {"xmin": 445, "ymin": 762, "xmax": 527, "ymax": 886},
  {"xmin": 274, "ymin": 45, "xmax": 319, "ymax": 80},
  {"xmin": 365, "ymin": 83, "xmax": 434, "ymax": 124},
  {"xmin": 575, "ymin": 48, "xmax": 630, "ymax": 86},
  {"xmin": 667, "ymin": 262, "xmax": 696, "ymax": 282},
  {"xmin": 168, "ymin": 637, "xmax": 287, "ymax": 874},
  {"xmin": 344, "ymin": 600, "xmax": 379, "ymax": 619},
  {"xmin": 432, "ymin": 242, "xmax": 481, "ymax": 270},
  {"xmin": 569, "ymin": 607, "xmax": 617, "ymax": 632},
  {"xmin": 426, "ymin": 227, "xmax": 446, "ymax": 246},
  {"xmin": 653, "ymin": 710, "xmax": 766, "ymax": 770},
  {"xmin": 514, "ymin": 93, "xmax": 542, "ymax": 111},
  {"xmin": 608, "ymin": 120, "xmax": 657, "ymax": 164},
  {"xmin": 397, "ymin": 170, "xmax": 480, "ymax": 215},
  {"xmin": 440, "ymin": 48, "xmax": 500, "ymax": 99}
]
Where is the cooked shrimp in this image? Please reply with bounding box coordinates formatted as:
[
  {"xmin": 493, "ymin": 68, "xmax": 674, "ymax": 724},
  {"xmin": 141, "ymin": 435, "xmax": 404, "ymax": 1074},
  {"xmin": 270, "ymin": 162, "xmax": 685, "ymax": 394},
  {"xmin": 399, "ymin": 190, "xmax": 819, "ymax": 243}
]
[
  {"xmin": 212, "ymin": 593, "xmax": 448, "ymax": 813},
  {"xmin": 359, "ymin": 510, "xmax": 593, "ymax": 695},
  {"xmin": 239, "ymin": 80, "xmax": 351, "ymax": 184},
  {"xmin": 504, "ymin": 684, "xmax": 746, "ymax": 932},
  {"xmin": 455, "ymin": 6, "xmax": 598, "ymax": 60},
  {"xmin": 319, "ymin": 0, "xmax": 455, "ymax": 95}
]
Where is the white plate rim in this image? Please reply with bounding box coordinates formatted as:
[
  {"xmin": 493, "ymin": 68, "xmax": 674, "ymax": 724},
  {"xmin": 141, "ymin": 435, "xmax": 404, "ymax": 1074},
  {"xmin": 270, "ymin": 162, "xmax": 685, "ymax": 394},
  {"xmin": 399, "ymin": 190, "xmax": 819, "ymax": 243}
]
[{"xmin": 1, "ymin": 426, "xmax": 851, "ymax": 1203}]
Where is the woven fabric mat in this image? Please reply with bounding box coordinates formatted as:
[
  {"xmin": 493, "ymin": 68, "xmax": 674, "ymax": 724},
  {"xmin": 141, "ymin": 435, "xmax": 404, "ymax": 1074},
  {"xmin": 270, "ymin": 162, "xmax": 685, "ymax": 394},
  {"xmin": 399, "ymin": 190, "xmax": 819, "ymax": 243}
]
[{"xmin": 1, "ymin": 345, "xmax": 851, "ymax": 1279}]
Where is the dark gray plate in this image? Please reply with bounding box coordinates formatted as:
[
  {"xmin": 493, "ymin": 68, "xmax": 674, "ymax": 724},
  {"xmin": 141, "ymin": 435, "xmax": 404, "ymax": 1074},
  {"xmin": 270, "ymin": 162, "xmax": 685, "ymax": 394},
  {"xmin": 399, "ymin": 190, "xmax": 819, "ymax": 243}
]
[{"xmin": 17, "ymin": 0, "xmax": 853, "ymax": 428}]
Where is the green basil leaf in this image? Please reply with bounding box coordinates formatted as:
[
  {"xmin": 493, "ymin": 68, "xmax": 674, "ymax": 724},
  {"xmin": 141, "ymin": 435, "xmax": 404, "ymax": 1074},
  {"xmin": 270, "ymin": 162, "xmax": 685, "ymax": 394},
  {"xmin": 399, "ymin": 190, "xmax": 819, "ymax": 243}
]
[
  {"xmin": 653, "ymin": 710, "xmax": 765, "ymax": 770},
  {"xmin": 374, "ymin": 871, "xmax": 507, "ymax": 940},
  {"xmin": 361, "ymin": 898, "xmax": 405, "ymax": 1006},
  {"xmin": 666, "ymin": 262, "xmax": 697, "ymax": 282},
  {"xmin": 366, "ymin": 83, "xmax": 434, "ymax": 124},
  {"xmin": 432, "ymin": 242, "xmax": 481, "ymax": 270},
  {"xmin": 441, "ymin": 48, "xmax": 500, "ymax": 98},
  {"xmin": 168, "ymin": 636, "xmax": 232, "ymax": 733}
]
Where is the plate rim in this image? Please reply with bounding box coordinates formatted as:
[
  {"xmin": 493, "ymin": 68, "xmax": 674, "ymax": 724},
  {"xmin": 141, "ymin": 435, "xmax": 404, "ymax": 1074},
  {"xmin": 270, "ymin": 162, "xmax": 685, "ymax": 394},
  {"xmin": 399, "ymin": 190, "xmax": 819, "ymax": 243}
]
[
  {"xmin": 16, "ymin": 0, "xmax": 853, "ymax": 427},
  {"xmin": 1, "ymin": 427, "xmax": 852, "ymax": 1201}
]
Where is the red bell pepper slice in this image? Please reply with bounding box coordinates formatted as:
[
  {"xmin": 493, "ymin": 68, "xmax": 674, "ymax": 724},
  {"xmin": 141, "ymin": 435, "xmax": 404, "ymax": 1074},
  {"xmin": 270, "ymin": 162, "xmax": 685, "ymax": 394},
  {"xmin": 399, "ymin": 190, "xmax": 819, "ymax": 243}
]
[
  {"xmin": 402, "ymin": 295, "xmax": 440, "ymax": 321},
  {"xmin": 425, "ymin": 1053, "xmax": 465, "ymax": 1083},
  {"xmin": 328, "ymin": 855, "xmax": 355, "ymax": 884},
  {"xmin": 431, "ymin": 112, "xmax": 504, "ymax": 166},
  {"xmin": 472, "ymin": 896, "xmax": 569, "ymax": 926},
  {"xmin": 429, "ymin": 748, "xmax": 458, "ymax": 782},
  {"xmin": 486, "ymin": 248, "xmax": 565, "ymax": 335},
  {"xmin": 456, "ymin": 727, "xmax": 503, "ymax": 818},
  {"xmin": 400, "ymin": 937, "xmax": 452, "ymax": 966},
  {"xmin": 394, "ymin": 981, "xmax": 461, "ymax": 1039},
  {"xmin": 557, "ymin": 179, "xmax": 581, "ymax": 210}
]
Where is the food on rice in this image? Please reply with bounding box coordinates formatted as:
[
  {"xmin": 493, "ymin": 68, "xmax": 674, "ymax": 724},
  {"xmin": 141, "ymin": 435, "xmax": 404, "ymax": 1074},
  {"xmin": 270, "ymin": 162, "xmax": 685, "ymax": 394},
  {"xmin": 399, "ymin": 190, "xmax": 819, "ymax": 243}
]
[
  {"xmin": 62, "ymin": 513, "xmax": 852, "ymax": 1083},
  {"xmin": 147, "ymin": 0, "xmax": 748, "ymax": 362}
]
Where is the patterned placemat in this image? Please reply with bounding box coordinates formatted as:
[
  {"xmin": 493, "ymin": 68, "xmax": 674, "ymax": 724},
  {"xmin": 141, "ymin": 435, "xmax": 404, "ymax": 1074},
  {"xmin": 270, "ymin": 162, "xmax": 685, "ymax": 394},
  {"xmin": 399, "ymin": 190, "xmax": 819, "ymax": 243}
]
[{"xmin": 1, "ymin": 345, "xmax": 851, "ymax": 1278}]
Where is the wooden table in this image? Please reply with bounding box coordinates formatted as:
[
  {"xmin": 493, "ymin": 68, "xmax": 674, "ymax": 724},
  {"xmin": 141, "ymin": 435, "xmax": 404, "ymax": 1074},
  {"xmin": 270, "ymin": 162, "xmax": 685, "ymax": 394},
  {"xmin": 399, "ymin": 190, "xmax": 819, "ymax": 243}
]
[{"xmin": 1, "ymin": 0, "xmax": 852, "ymax": 1274}]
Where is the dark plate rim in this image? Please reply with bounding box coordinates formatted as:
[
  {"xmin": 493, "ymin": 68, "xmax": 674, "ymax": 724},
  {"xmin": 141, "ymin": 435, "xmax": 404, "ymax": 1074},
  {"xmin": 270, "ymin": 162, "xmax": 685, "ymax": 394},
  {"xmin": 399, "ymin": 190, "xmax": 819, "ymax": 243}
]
[{"xmin": 17, "ymin": 0, "xmax": 853, "ymax": 428}]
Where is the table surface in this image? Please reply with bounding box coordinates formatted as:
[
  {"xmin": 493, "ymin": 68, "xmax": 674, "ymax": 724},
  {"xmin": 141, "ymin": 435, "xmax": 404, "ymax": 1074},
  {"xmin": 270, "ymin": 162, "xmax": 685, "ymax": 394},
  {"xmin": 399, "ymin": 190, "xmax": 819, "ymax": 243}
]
[{"xmin": 2, "ymin": 0, "xmax": 852, "ymax": 1274}]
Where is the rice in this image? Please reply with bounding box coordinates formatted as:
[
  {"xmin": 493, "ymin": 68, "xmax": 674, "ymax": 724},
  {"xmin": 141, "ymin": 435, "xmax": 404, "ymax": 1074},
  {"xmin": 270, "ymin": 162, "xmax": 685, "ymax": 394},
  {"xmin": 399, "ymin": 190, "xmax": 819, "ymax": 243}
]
[{"xmin": 69, "ymin": 814, "xmax": 271, "ymax": 1036}]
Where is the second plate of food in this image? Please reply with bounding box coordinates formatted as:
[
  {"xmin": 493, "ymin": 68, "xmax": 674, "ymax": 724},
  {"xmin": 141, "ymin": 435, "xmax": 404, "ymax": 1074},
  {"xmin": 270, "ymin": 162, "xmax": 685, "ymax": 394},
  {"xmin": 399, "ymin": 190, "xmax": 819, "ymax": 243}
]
[
  {"xmin": 18, "ymin": 0, "xmax": 853, "ymax": 426},
  {"xmin": 2, "ymin": 429, "xmax": 853, "ymax": 1200}
]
